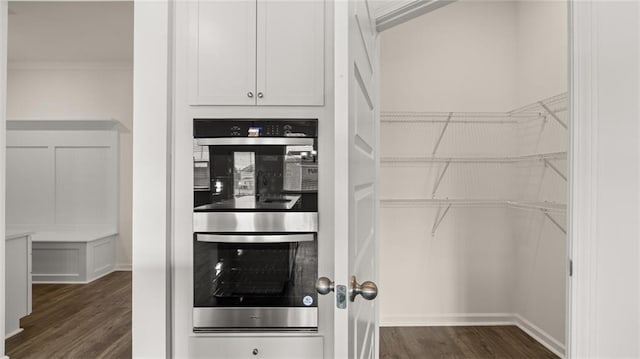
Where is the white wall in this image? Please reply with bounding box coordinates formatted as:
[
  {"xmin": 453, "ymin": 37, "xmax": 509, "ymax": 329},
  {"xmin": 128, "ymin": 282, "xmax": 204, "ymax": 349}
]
[
  {"xmin": 512, "ymin": 0, "xmax": 568, "ymax": 348},
  {"xmin": 6, "ymin": 64, "xmax": 133, "ymax": 269},
  {"xmin": 379, "ymin": 0, "xmax": 567, "ymax": 354},
  {"xmin": 515, "ymin": 1, "xmax": 568, "ymax": 108},
  {"xmin": 381, "ymin": 1, "xmax": 518, "ymax": 112},
  {"xmin": 379, "ymin": 0, "xmax": 519, "ymax": 324}
]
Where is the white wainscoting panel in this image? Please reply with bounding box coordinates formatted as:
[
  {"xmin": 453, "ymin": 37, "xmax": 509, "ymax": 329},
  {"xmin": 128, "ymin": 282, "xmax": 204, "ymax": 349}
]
[
  {"xmin": 5, "ymin": 146, "xmax": 54, "ymax": 225},
  {"xmin": 55, "ymin": 146, "xmax": 114, "ymax": 225},
  {"xmin": 6, "ymin": 126, "xmax": 119, "ymax": 229},
  {"xmin": 32, "ymin": 233, "xmax": 116, "ymax": 284}
]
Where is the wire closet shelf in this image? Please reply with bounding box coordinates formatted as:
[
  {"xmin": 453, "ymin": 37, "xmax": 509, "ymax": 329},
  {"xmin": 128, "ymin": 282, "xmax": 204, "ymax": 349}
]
[{"xmin": 379, "ymin": 92, "xmax": 568, "ymax": 236}]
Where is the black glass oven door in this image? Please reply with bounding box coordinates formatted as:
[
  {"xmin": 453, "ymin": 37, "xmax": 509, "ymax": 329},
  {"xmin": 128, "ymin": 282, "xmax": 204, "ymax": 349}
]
[{"xmin": 193, "ymin": 233, "xmax": 318, "ymax": 308}]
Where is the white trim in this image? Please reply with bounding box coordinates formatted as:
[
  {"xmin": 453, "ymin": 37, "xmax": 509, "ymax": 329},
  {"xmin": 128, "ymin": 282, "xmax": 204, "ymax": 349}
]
[
  {"xmin": 332, "ymin": 1, "xmax": 350, "ymax": 358},
  {"xmin": 375, "ymin": 0, "xmax": 456, "ymax": 32},
  {"xmin": 515, "ymin": 315, "xmax": 566, "ymax": 359},
  {"xmin": 32, "ymin": 268, "xmax": 116, "ymax": 285},
  {"xmin": 381, "ymin": 313, "xmax": 565, "ymax": 358},
  {"xmin": 7, "ymin": 61, "xmax": 132, "ymax": 71},
  {"xmin": 568, "ymin": 1, "xmax": 597, "ymax": 358},
  {"xmin": 4, "ymin": 328, "xmax": 23, "ymax": 340},
  {"xmin": 115, "ymin": 264, "xmax": 132, "ymax": 271},
  {"xmin": 6, "ymin": 118, "xmax": 127, "ymax": 132},
  {"xmin": 0, "ymin": 0, "xmax": 8, "ymax": 355},
  {"xmin": 132, "ymin": 1, "xmax": 172, "ymax": 357},
  {"xmin": 381, "ymin": 313, "xmax": 515, "ymax": 327}
]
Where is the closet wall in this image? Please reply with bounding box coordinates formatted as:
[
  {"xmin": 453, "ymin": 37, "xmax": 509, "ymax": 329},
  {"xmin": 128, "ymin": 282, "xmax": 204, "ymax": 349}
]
[{"xmin": 379, "ymin": 0, "xmax": 567, "ymax": 354}]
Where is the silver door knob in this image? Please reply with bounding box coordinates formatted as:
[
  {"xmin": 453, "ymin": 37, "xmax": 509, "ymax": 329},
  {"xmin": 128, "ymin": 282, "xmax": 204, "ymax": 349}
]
[
  {"xmin": 349, "ymin": 275, "xmax": 378, "ymax": 302},
  {"xmin": 257, "ymin": 92, "xmax": 264, "ymax": 98},
  {"xmin": 247, "ymin": 91, "xmax": 254, "ymax": 98},
  {"xmin": 316, "ymin": 277, "xmax": 334, "ymax": 295}
]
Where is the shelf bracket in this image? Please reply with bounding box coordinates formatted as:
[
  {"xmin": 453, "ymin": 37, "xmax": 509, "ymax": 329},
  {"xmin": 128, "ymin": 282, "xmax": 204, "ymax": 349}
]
[
  {"xmin": 543, "ymin": 211, "xmax": 567, "ymax": 234},
  {"xmin": 431, "ymin": 203, "xmax": 452, "ymax": 236},
  {"xmin": 432, "ymin": 161, "xmax": 451, "ymax": 198},
  {"xmin": 544, "ymin": 159, "xmax": 567, "ymax": 182},
  {"xmin": 432, "ymin": 112, "xmax": 452, "ymax": 156},
  {"xmin": 539, "ymin": 102, "xmax": 567, "ymax": 130}
]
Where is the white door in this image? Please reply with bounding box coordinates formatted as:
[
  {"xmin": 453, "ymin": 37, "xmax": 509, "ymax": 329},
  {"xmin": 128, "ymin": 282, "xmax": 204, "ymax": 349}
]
[{"xmin": 332, "ymin": 1, "xmax": 379, "ymax": 358}]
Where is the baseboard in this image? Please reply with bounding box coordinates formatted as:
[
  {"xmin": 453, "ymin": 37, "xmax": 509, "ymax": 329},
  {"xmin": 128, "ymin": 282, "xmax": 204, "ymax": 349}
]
[
  {"xmin": 32, "ymin": 268, "xmax": 118, "ymax": 285},
  {"xmin": 380, "ymin": 313, "xmax": 516, "ymax": 327},
  {"xmin": 115, "ymin": 263, "xmax": 132, "ymax": 271},
  {"xmin": 514, "ymin": 314, "xmax": 566, "ymax": 358},
  {"xmin": 381, "ymin": 313, "xmax": 565, "ymax": 358},
  {"xmin": 5, "ymin": 327, "xmax": 24, "ymax": 339}
]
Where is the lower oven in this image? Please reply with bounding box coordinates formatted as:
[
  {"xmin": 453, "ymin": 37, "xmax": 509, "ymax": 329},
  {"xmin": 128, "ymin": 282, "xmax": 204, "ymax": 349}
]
[{"xmin": 193, "ymin": 232, "xmax": 318, "ymax": 331}]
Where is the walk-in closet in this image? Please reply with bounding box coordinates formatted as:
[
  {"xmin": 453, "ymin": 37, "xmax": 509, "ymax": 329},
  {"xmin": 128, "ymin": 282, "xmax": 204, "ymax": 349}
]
[{"xmin": 378, "ymin": 1, "xmax": 568, "ymax": 357}]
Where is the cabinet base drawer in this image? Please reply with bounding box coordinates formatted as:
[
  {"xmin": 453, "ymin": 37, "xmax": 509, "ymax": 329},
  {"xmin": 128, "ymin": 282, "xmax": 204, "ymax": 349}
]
[{"xmin": 189, "ymin": 336, "xmax": 323, "ymax": 359}]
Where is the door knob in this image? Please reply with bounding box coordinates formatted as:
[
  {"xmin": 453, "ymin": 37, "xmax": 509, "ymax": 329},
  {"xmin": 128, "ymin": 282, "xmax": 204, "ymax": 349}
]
[
  {"xmin": 247, "ymin": 91, "xmax": 254, "ymax": 98},
  {"xmin": 349, "ymin": 276, "xmax": 378, "ymax": 302},
  {"xmin": 257, "ymin": 92, "xmax": 264, "ymax": 98},
  {"xmin": 316, "ymin": 277, "xmax": 334, "ymax": 295}
]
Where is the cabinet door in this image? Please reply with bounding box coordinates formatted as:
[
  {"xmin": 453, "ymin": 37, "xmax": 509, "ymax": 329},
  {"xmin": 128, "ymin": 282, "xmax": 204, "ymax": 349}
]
[
  {"xmin": 189, "ymin": 0, "xmax": 257, "ymax": 105},
  {"xmin": 256, "ymin": 0, "xmax": 325, "ymax": 106}
]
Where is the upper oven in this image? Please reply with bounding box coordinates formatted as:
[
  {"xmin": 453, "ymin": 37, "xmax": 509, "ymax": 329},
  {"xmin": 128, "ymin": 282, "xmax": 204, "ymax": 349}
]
[{"xmin": 193, "ymin": 119, "xmax": 318, "ymax": 233}]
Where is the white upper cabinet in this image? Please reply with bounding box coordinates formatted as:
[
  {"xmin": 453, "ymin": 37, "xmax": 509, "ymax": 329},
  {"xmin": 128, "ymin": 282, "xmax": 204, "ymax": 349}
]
[
  {"xmin": 189, "ymin": 0, "xmax": 325, "ymax": 106},
  {"xmin": 256, "ymin": 0, "xmax": 325, "ymax": 106},
  {"xmin": 190, "ymin": 1, "xmax": 257, "ymax": 105}
]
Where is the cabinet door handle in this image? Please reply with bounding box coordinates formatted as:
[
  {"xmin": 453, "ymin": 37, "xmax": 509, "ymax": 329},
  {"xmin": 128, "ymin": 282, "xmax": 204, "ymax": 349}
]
[
  {"xmin": 257, "ymin": 92, "xmax": 264, "ymax": 99},
  {"xmin": 247, "ymin": 91, "xmax": 254, "ymax": 98}
]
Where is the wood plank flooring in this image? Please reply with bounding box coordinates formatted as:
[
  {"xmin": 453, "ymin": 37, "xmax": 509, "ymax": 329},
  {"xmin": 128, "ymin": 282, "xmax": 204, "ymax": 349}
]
[
  {"xmin": 381, "ymin": 326, "xmax": 559, "ymax": 359},
  {"xmin": 5, "ymin": 271, "xmax": 132, "ymax": 359},
  {"xmin": 6, "ymin": 273, "xmax": 557, "ymax": 359}
]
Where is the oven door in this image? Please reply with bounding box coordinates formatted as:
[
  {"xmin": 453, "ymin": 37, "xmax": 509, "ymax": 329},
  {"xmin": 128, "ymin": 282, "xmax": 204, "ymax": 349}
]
[
  {"xmin": 193, "ymin": 138, "xmax": 318, "ymax": 212},
  {"xmin": 193, "ymin": 233, "xmax": 318, "ymax": 330}
]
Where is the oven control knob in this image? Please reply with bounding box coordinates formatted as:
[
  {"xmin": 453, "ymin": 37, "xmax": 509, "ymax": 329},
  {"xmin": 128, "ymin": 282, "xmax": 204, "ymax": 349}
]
[{"xmin": 316, "ymin": 277, "xmax": 335, "ymax": 295}]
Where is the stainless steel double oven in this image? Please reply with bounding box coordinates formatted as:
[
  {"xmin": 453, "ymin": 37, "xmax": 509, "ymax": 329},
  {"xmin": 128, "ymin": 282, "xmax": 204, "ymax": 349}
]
[{"xmin": 193, "ymin": 119, "xmax": 319, "ymax": 331}]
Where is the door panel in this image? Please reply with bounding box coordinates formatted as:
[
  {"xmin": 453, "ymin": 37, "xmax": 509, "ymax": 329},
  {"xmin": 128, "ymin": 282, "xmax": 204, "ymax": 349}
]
[
  {"xmin": 189, "ymin": 0, "xmax": 256, "ymax": 105},
  {"xmin": 257, "ymin": 0, "xmax": 325, "ymax": 106},
  {"xmin": 334, "ymin": 0, "xmax": 379, "ymax": 358}
]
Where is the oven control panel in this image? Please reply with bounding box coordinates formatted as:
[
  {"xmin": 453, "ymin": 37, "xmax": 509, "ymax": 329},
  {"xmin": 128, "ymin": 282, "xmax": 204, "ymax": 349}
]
[{"xmin": 194, "ymin": 119, "xmax": 318, "ymax": 138}]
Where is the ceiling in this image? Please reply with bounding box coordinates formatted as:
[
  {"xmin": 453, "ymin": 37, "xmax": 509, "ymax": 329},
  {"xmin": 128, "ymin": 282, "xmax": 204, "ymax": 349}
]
[
  {"xmin": 5, "ymin": 0, "xmax": 446, "ymax": 62},
  {"xmin": 7, "ymin": 1, "xmax": 133, "ymax": 63}
]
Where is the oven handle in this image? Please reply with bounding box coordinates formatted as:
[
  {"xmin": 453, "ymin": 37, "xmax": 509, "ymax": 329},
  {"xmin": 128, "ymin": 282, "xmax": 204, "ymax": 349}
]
[
  {"xmin": 196, "ymin": 233, "xmax": 314, "ymax": 244},
  {"xmin": 195, "ymin": 138, "xmax": 314, "ymax": 146}
]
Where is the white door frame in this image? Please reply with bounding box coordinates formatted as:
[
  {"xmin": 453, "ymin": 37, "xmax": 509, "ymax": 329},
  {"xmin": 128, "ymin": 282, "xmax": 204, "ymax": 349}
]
[
  {"xmin": 131, "ymin": 0, "xmax": 173, "ymax": 358},
  {"xmin": 568, "ymin": 1, "xmax": 640, "ymax": 357},
  {"xmin": 0, "ymin": 0, "xmax": 8, "ymax": 355}
]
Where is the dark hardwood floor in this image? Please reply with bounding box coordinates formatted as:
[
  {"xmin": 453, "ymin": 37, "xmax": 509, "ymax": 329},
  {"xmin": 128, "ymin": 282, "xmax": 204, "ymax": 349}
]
[
  {"xmin": 381, "ymin": 326, "xmax": 559, "ymax": 359},
  {"xmin": 6, "ymin": 274, "xmax": 557, "ymax": 359},
  {"xmin": 5, "ymin": 271, "xmax": 132, "ymax": 359}
]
